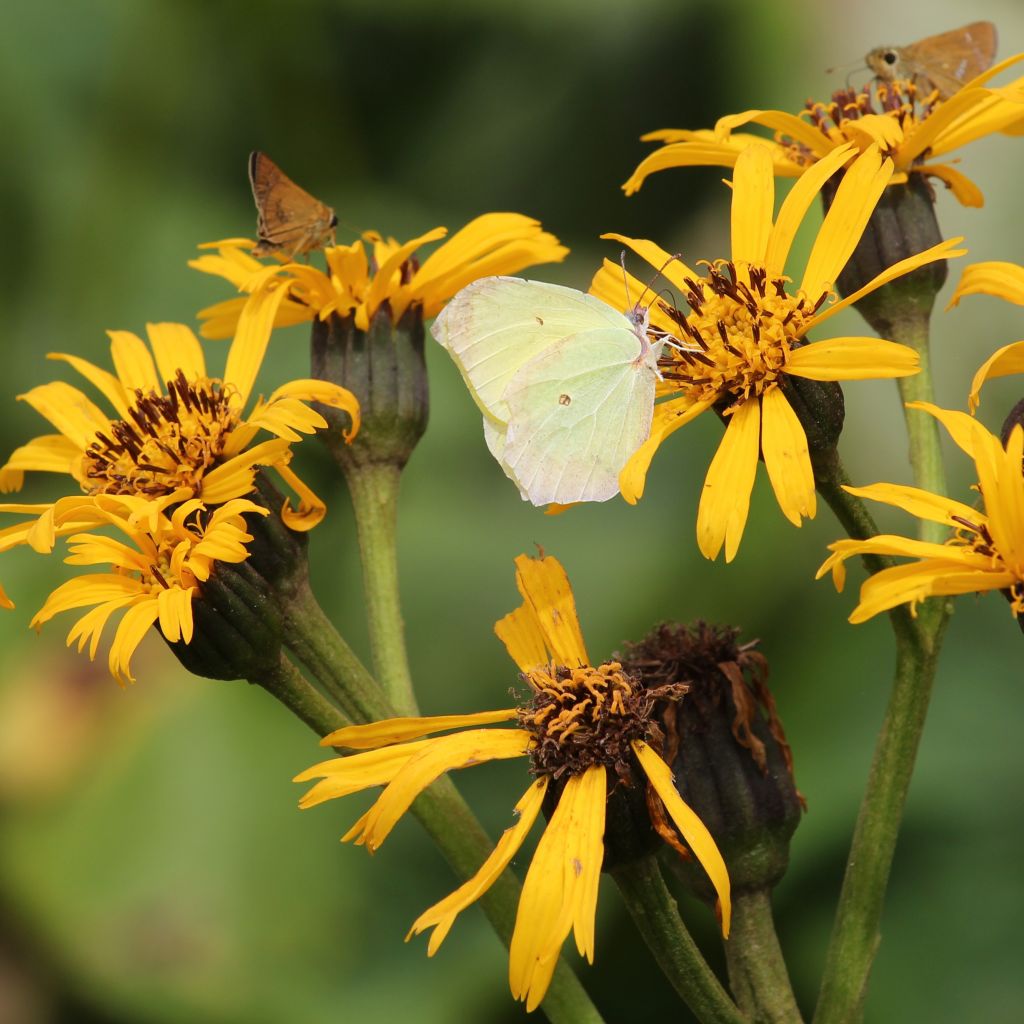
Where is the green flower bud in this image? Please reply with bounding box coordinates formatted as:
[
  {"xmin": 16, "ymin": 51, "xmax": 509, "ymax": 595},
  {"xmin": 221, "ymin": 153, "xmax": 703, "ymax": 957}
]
[{"xmin": 311, "ymin": 305, "xmax": 429, "ymax": 471}]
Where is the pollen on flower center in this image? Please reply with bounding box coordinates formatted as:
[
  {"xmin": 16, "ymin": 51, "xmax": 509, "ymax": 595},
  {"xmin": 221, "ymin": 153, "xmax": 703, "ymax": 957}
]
[
  {"xmin": 82, "ymin": 371, "xmax": 237, "ymax": 498},
  {"xmin": 783, "ymin": 80, "xmax": 935, "ymax": 165},
  {"xmin": 659, "ymin": 261, "xmax": 824, "ymax": 407},
  {"xmin": 519, "ymin": 661, "xmax": 687, "ymax": 779}
]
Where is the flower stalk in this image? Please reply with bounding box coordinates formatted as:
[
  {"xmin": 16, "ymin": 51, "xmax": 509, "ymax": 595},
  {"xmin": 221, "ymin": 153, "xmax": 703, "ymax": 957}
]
[
  {"xmin": 724, "ymin": 888, "xmax": 803, "ymax": 1024},
  {"xmin": 814, "ymin": 246, "xmax": 952, "ymax": 1021},
  {"xmin": 612, "ymin": 855, "xmax": 746, "ymax": 1024},
  {"xmin": 255, "ymin": 619, "xmax": 607, "ymax": 1024}
]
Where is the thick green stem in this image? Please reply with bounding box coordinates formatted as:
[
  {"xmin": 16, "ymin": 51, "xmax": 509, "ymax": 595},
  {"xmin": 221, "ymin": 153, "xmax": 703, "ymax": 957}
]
[
  {"xmin": 343, "ymin": 461, "xmax": 419, "ymax": 715},
  {"xmin": 258, "ymin": 650, "xmax": 605, "ymax": 1024},
  {"xmin": 814, "ymin": 305, "xmax": 951, "ymax": 1024},
  {"xmin": 812, "ymin": 624, "xmax": 944, "ymax": 1024},
  {"xmin": 612, "ymin": 856, "xmax": 746, "ymax": 1024},
  {"xmin": 723, "ymin": 889, "xmax": 802, "ymax": 1023},
  {"xmin": 283, "ymin": 580, "xmax": 391, "ymax": 724}
]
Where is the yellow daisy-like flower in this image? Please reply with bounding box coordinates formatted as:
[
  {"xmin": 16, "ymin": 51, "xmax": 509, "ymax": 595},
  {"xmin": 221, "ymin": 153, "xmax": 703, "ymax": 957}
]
[
  {"xmin": 0, "ymin": 321, "xmax": 359, "ymax": 550},
  {"xmin": 817, "ymin": 404, "xmax": 1024, "ymax": 622},
  {"xmin": 591, "ymin": 143, "xmax": 963, "ymax": 561},
  {"xmin": 295, "ymin": 553, "xmax": 730, "ymax": 1012},
  {"xmin": 189, "ymin": 212, "xmax": 569, "ymax": 344},
  {"xmin": 624, "ymin": 56, "xmax": 1024, "ymax": 207},
  {"xmin": 30, "ymin": 494, "xmax": 265, "ymax": 683}
]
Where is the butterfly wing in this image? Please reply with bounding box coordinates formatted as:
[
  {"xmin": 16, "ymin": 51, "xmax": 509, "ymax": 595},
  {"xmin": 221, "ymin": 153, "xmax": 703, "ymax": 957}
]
[
  {"xmin": 431, "ymin": 277, "xmax": 634, "ymax": 427},
  {"xmin": 249, "ymin": 151, "xmax": 336, "ymax": 257},
  {"xmin": 498, "ymin": 327, "xmax": 658, "ymax": 505},
  {"xmin": 907, "ymin": 21, "xmax": 997, "ymax": 84}
]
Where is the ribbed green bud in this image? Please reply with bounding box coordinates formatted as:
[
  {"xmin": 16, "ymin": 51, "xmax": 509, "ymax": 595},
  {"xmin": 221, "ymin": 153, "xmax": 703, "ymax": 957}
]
[
  {"xmin": 620, "ymin": 622, "xmax": 803, "ymax": 899},
  {"xmin": 165, "ymin": 475, "xmax": 309, "ymax": 681},
  {"xmin": 821, "ymin": 174, "xmax": 947, "ymax": 335},
  {"xmin": 311, "ymin": 305, "xmax": 429, "ymax": 470}
]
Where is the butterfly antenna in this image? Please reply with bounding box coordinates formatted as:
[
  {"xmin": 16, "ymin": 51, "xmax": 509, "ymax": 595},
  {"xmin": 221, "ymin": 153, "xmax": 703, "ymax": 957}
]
[{"xmin": 619, "ymin": 250, "xmax": 635, "ymax": 309}]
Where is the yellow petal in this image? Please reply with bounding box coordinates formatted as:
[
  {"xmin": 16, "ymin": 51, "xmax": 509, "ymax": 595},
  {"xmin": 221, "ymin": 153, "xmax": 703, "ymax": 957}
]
[
  {"xmin": 764, "ymin": 143, "xmax": 857, "ymax": 278},
  {"xmin": 199, "ymin": 438, "xmax": 291, "ymax": 504},
  {"xmin": 842, "ymin": 482, "xmax": 981, "ymax": 527},
  {"xmin": 850, "ymin": 560, "xmax": 1015, "ymax": 623},
  {"xmin": 320, "ymin": 709, "xmax": 519, "ymax": 749},
  {"xmin": 622, "ymin": 137, "xmax": 800, "ymax": 196},
  {"xmin": 598, "ymin": 234, "xmax": 698, "ymax": 292},
  {"xmin": 619, "ymin": 397, "xmax": 712, "ymax": 504},
  {"xmin": 966, "ymin": 336, "xmax": 1024, "ymax": 411},
  {"xmin": 696, "ymin": 398, "xmax": 760, "ymax": 562},
  {"xmin": 919, "ymin": 163, "xmax": 984, "ymax": 207},
  {"xmin": 1, "ymin": 434, "xmax": 81, "ymax": 479},
  {"xmin": 408, "ymin": 778, "xmax": 548, "ymax": 956},
  {"xmin": 146, "ymin": 323, "xmax": 207, "ymax": 384},
  {"xmin": 512, "ymin": 553, "xmax": 589, "ymax": 667},
  {"xmin": 46, "ymin": 353, "xmax": 130, "ymax": 420},
  {"xmin": 633, "ymin": 740, "xmax": 731, "ymax": 937},
  {"xmin": 295, "ymin": 740, "xmax": 435, "ymax": 808},
  {"xmin": 349, "ymin": 729, "xmax": 531, "ymax": 851},
  {"xmin": 108, "ymin": 599, "xmax": 160, "ymax": 684},
  {"xmin": 760, "ymin": 388, "xmax": 814, "ymax": 527},
  {"xmin": 508, "ymin": 766, "xmax": 606, "ymax": 1012},
  {"xmin": 106, "ymin": 330, "xmax": 160, "ymax": 394},
  {"xmin": 224, "ymin": 281, "xmax": 295, "ymax": 410},
  {"xmin": 274, "ymin": 460, "xmax": 326, "ymax": 532},
  {"xmin": 494, "ymin": 603, "xmax": 551, "ymax": 673},
  {"xmin": 799, "ymin": 148, "xmax": 893, "ymax": 301},
  {"xmin": 785, "ymin": 337, "xmax": 919, "ymax": 380},
  {"xmin": 18, "ymin": 381, "xmax": 108, "ymax": 451},
  {"xmin": 905, "ymin": 401, "xmax": 991, "ymax": 461},
  {"xmin": 714, "ymin": 109, "xmax": 837, "ymax": 159},
  {"xmin": 260, "ymin": 379, "xmax": 361, "ymax": 441},
  {"xmin": 730, "ymin": 145, "xmax": 774, "ymax": 267},
  {"xmin": 807, "ymin": 238, "xmax": 967, "ymax": 332},
  {"xmin": 949, "ymin": 261, "xmax": 1024, "ymax": 310}
]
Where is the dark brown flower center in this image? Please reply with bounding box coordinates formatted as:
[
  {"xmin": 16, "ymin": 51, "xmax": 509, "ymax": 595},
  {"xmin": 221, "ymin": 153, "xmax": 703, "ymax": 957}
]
[
  {"xmin": 82, "ymin": 371, "xmax": 236, "ymax": 498},
  {"xmin": 518, "ymin": 661, "xmax": 686, "ymax": 781}
]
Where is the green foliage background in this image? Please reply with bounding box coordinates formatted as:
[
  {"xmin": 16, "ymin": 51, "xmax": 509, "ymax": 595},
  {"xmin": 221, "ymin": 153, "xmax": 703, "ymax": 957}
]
[{"xmin": 1, "ymin": 2, "xmax": 1022, "ymax": 1021}]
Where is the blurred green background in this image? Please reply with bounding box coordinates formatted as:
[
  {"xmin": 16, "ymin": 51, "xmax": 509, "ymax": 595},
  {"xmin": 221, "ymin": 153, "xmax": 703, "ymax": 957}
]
[{"xmin": 2, "ymin": 1, "xmax": 1023, "ymax": 1021}]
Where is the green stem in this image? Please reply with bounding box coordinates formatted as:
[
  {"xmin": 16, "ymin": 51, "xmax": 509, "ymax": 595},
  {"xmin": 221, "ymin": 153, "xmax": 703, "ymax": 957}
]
[
  {"xmin": 814, "ymin": 307, "xmax": 951, "ymax": 1024},
  {"xmin": 893, "ymin": 310, "xmax": 948, "ymax": 545},
  {"xmin": 812, "ymin": 623, "xmax": 944, "ymax": 1024},
  {"xmin": 612, "ymin": 856, "xmax": 746, "ymax": 1024},
  {"xmin": 283, "ymin": 580, "xmax": 391, "ymax": 724},
  {"xmin": 813, "ymin": 449, "xmax": 917, "ymax": 645},
  {"xmin": 723, "ymin": 889, "xmax": 802, "ymax": 1024},
  {"xmin": 258, "ymin": 652, "xmax": 605, "ymax": 1024},
  {"xmin": 343, "ymin": 462, "xmax": 419, "ymax": 715}
]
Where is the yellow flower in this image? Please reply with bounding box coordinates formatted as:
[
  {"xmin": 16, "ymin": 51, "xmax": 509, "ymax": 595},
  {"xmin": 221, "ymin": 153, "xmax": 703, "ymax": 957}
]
[
  {"xmin": 0, "ymin": 321, "xmax": 359, "ymax": 556},
  {"xmin": 591, "ymin": 143, "xmax": 963, "ymax": 561},
  {"xmin": 818, "ymin": 405, "xmax": 1024, "ymax": 622},
  {"xmin": 30, "ymin": 495, "xmax": 265, "ymax": 683},
  {"xmin": 189, "ymin": 213, "xmax": 569, "ymax": 343},
  {"xmin": 295, "ymin": 553, "xmax": 730, "ymax": 1012},
  {"xmin": 624, "ymin": 56, "xmax": 1024, "ymax": 207}
]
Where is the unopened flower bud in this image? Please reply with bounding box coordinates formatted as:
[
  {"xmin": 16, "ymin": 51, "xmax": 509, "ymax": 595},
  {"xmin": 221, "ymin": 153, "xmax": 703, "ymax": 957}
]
[
  {"xmin": 821, "ymin": 174, "xmax": 947, "ymax": 335},
  {"xmin": 311, "ymin": 306, "xmax": 429, "ymax": 471},
  {"xmin": 166, "ymin": 474, "xmax": 308, "ymax": 681}
]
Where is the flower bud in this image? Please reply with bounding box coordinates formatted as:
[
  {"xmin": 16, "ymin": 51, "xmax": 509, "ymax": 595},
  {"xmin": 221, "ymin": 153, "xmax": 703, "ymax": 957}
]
[
  {"xmin": 165, "ymin": 474, "xmax": 308, "ymax": 681},
  {"xmin": 311, "ymin": 305, "xmax": 429, "ymax": 470},
  {"xmin": 821, "ymin": 174, "xmax": 947, "ymax": 335},
  {"xmin": 620, "ymin": 622, "xmax": 803, "ymax": 897}
]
